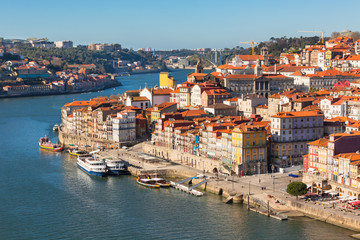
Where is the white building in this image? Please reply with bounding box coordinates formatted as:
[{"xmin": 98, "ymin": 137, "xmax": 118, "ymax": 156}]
[
  {"xmin": 126, "ymin": 96, "xmax": 150, "ymax": 110},
  {"xmin": 112, "ymin": 110, "xmax": 136, "ymax": 142},
  {"xmin": 320, "ymin": 97, "xmax": 360, "ymax": 120},
  {"xmin": 140, "ymin": 87, "xmax": 172, "ymax": 106},
  {"xmin": 292, "ymin": 69, "xmax": 356, "ymax": 92},
  {"xmin": 55, "ymin": 40, "xmax": 73, "ymax": 48},
  {"xmin": 237, "ymin": 94, "xmax": 267, "ymax": 117},
  {"xmin": 270, "ymin": 110, "xmax": 324, "ymax": 167}
]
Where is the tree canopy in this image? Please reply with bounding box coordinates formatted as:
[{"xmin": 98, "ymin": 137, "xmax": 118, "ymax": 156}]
[
  {"xmin": 12, "ymin": 45, "xmax": 166, "ymax": 73},
  {"xmin": 286, "ymin": 181, "xmax": 307, "ymax": 200}
]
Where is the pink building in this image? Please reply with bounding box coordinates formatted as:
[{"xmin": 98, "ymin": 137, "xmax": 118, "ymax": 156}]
[{"xmin": 201, "ymin": 89, "xmax": 230, "ymax": 107}]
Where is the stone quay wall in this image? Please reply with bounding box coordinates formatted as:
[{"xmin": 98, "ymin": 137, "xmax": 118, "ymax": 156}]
[
  {"xmin": 288, "ymin": 200, "xmax": 360, "ymax": 232},
  {"xmin": 142, "ymin": 143, "xmax": 221, "ymax": 174},
  {"xmin": 58, "ymin": 128, "xmax": 135, "ymax": 149}
]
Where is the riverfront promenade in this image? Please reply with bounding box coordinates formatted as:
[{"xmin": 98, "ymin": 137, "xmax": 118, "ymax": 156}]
[{"xmin": 99, "ymin": 142, "xmax": 360, "ymax": 232}]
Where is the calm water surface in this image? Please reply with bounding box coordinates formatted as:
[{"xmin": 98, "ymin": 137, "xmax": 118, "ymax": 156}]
[{"xmin": 0, "ymin": 69, "xmax": 356, "ymax": 239}]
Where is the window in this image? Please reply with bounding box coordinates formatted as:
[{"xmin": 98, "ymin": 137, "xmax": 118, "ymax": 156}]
[
  {"xmin": 247, "ymin": 134, "xmax": 249, "ymax": 138},
  {"xmin": 253, "ymin": 133, "xmax": 256, "ymax": 138}
]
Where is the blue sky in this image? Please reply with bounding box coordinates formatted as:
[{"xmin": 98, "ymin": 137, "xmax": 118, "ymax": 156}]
[{"xmin": 1, "ymin": 0, "xmax": 359, "ymax": 49}]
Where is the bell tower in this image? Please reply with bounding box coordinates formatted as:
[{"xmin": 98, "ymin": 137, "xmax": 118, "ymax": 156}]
[{"xmin": 261, "ymin": 46, "xmax": 269, "ymax": 66}]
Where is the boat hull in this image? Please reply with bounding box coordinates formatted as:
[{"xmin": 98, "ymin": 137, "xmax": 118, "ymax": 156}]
[
  {"xmin": 107, "ymin": 169, "xmax": 131, "ymax": 175},
  {"xmin": 40, "ymin": 145, "xmax": 63, "ymax": 152},
  {"xmin": 158, "ymin": 183, "xmax": 171, "ymax": 188},
  {"xmin": 136, "ymin": 180, "xmax": 160, "ymax": 188},
  {"xmin": 77, "ymin": 163, "xmax": 107, "ymax": 177}
]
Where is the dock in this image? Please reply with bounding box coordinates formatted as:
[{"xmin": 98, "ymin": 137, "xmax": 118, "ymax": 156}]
[
  {"xmin": 249, "ymin": 207, "xmax": 288, "ymax": 221},
  {"xmin": 170, "ymin": 181, "xmax": 204, "ymax": 197}
]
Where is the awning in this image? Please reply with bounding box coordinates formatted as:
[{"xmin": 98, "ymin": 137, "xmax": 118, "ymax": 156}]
[{"xmin": 349, "ymin": 200, "xmax": 360, "ymax": 205}]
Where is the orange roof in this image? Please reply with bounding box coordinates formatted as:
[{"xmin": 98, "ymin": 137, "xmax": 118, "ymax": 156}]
[
  {"xmin": 308, "ymin": 137, "xmax": 329, "ymax": 147},
  {"xmin": 170, "ymin": 89, "xmax": 180, "ymax": 93},
  {"xmin": 64, "ymin": 101, "xmax": 97, "ymax": 107},
  {"xmin": 233, "ymin": 122, "xmax": 268, "ymax": 133},
  {"xmin": 155, "ymin": 102, "xmax": 177, "ymax": 109},
  {"xmin": 256, "ymin": 104, "xmax": 268, "ymax": 109},
  {"xmin": 334, "ymin": 152, "xmax": 360, "ymax": 162},
  {"xmin": 271, "ymin": 110, "xmax": 323, "ymax": 118},
  {"xmin": 344, "ymin": 55, "xmax": 360, "ymax": 61},
  {"xmin": 347, "ymin": 121, "xmax": 360, "ymax": 128},
  {"xmin": 302, "ymin": 105, "xmax": 320, "ymax": 111},
  {"xmin": 188, "ymin": 73, "xmax": 207, "ymax": 77},
  {"xmin": 325, "ymin": 116, "xmax": 354, "ymax": 123},
  {"xmin": 132, "ymin": 96, "xmax": 149, "ymax": 101},
  {"xmin": 269, "ymin": 93, "xmax": 281, "ymax": 99},
  {"xmin": 226, "ymin": 98, "xmax": 238, "ymax": 102},
  {"xmin": 210, "ymin": 72, "xmax": 225, "ymax": 79},
  {"xmin": 236, "ymin": 55, "xmax": 264, "ymax": 61},
  {"xmin": 306, "ymin": 69, "xmax": 348, "ymax": 77},
  {"xmin": 216, "ymin": 64, "xmax": 246, "ymax": 70},
  {"xmin": 181, "ymin": 109, "xmax": 207, "ymax": 117},
  {"xmin": 152, "ymin": 88, "xmax": 173, "ymax": 95}
]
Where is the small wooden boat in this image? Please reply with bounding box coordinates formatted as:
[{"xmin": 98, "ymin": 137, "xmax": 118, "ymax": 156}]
[
  {"xmin": 151, "ymin": 177, "xmax": 171, "ymax": 187},
  {"xmin": 39, "ymin": 136, "xmax": 63, "ymax": 152},
  {"xmin": 68, "ymin": 149, "xmax": 88, "ymax": 156},
  {"xmin": 136, "ymin": 177, "xmax": 160, "ymax": 188}
]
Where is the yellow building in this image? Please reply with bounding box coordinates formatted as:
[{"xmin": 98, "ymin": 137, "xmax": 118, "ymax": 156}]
[
  {"xmin": 159, "ymin": 72, "xmax": 177, "ymax": 89},
  {"xmin": 149, "ymin": 102, "xmax": 178, "ymax": 129},
  {"xmin": 232, "ymin": 122, "xmax": 268, "ymax": 175}
]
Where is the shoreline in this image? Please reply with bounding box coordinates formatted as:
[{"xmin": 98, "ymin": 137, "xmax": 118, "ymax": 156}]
[
  {"xmin": 100, "ymin": 142, "xmax": 360, "ymax": 233},
  {"xmin": 0, "ymin": 80, "xmax": 122, "ymax": 99}
]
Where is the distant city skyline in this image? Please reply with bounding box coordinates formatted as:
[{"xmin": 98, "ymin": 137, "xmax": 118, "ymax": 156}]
[{"xmin": 1, "ymin": 0, "xmax": 359, "ymax": 50}]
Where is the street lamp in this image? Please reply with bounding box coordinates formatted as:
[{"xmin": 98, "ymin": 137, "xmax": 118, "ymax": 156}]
[
  {"xmin": 258, "ymin": 161, "xmax": 261, "ymax": 183},
  {"xmin": 271, "ymin": 165, "xmax": 275, "ymax": 193}
]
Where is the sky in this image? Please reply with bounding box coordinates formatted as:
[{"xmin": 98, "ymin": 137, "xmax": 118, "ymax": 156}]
[{"xmin": 1, "ymin": 0, "xmax": 360, "ymax": 50}]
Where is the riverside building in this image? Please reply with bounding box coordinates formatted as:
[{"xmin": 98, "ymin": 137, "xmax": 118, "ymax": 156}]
[{"xmin": 270, "ymin": 110, "xmax": 324, "ymax": 168}]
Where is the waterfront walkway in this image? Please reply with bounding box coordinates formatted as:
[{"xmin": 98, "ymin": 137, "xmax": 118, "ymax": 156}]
[{"xmin": 101, "ymin": 142, "xmax": 360, "ymax": 232}]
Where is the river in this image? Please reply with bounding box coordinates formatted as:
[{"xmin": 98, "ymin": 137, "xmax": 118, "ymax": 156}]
[{"xmin": 0, "ymin": 69, "xmax": 356, "ymax": 239}]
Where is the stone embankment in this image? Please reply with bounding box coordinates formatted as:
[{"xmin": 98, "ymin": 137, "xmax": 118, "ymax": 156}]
[
  {"xmin": 58, "ymin": 127, "xmax": 139, "ymax": 150},
  {"xmin": 104, "ymin": 142, "xmax": 360, "ymax": 232}
]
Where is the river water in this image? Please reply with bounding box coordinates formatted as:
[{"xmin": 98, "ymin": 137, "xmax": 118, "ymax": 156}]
[{"xmin": 0, "ymin": 69, "xmax": 356, "ymax": 239}]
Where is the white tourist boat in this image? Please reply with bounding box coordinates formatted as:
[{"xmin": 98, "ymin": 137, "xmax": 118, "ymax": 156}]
[
  {"xmin": 77, "ymin": 154, "xmax": 108, "ymax": 177},
  {"xmin": 103, "ymin": 157, "xmax": 130, "ymax": 175}
]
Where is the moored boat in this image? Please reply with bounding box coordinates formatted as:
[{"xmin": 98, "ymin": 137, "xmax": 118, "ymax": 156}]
[
  {"xmin": 136, "ymin": 177, "xmax": 160, "ymax": 188},
  {"xmin": 68, "ymin": 148, "xmax": 88, "ymax": 156},
  {"xmin": 53, "ymin": 124, "xmax": 59, "ymax": 131},
  {"xmin": 151, "ymin": 177, "xmax": 171, "ymax": 187},
  {"xmin": 103, "ymin": 157, "xmax": 130, "ymax": 175},
  {"xmin": 39, "ymin": 136, "xmax": 63, "ymax": 152},
  {"xmin": 77, "ymin": 154, "xmax": 107, "ymax": 177}
]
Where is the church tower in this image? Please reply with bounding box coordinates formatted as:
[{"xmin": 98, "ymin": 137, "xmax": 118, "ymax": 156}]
[
  {"xmin": 254, "ymin": 59, "xmax": 263, "ymax": 76},
  {"xmin": 261, "ymin": 46, "xmax": 269, "ymax": 66}
]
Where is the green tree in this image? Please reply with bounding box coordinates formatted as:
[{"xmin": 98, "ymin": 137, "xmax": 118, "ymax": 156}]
[{"xmin": 286, "ymin": 182, "xmax": 307, "ymax": 200}]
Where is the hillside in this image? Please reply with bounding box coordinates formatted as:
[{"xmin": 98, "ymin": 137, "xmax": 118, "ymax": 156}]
[{"xmin": 13, "ymin": 45, "xmax": 167, "ymax": 73}]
